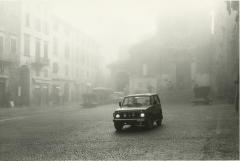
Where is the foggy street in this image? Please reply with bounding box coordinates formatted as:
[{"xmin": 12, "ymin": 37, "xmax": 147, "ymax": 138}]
[
  {"xmin": 0, "ymin": 102, "xmax": 238, "ymax": 160},
  {"xmin": 0, "ymin": 1, "xmax": 239, "ymax": 160}
]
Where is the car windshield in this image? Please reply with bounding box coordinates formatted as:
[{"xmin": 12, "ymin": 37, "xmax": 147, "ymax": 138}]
[{"xmin": 122, "ymin": 96, "xmax": 150, "ymax": 107}]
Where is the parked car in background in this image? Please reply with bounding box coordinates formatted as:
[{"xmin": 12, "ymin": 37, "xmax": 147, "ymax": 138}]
[
  {"xmin": 81, "ymin": 93, "xmax": 98, "ymax": 107},
  {"xmin": 113, "ymin": 93, "xmax": 163, "ymax": 131},
  {"xmin": 92, "ymin": 87, "xmax": 113, "ymax": 105},
  {"xmin": 81, "ymin": 87, "xmax": 113, "ymax": 107},
  {"xmin": 192, "ymin": 85, "xmax": 212, "ymax": 105}
]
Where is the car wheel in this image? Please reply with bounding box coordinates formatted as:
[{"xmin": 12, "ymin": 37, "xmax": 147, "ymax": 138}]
[
  {"xmin": 156, "ymin": 118, "xmax": 162, "ymax": 126},
  {"xmin": 114, "ymin": 122, "xmax": 123, "ymax": 131},
  {"xmin": 145, "ymin": 118, "xmax": 154, "ymax": 129}
]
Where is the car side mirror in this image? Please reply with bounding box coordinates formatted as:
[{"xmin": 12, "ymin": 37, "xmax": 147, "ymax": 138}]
[{"xmin": 119, "ymin": 101, "xmax": 122, "ymax": 107}]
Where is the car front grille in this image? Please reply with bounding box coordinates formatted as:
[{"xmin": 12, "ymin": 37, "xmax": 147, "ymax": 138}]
[{"xmin": 119, "ymin": 112, "xmax": 140, "ymax": 119}]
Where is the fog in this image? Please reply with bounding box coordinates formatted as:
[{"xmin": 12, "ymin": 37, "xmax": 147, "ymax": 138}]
[
  {"xmin": 52, "ymin": 0, "xmax": 216, "ymax": 66},
  {"xmin": 52, "ymin": 0, "xmax": 161, "ymax": 65},
  {"xmin": 0, "ymin": 0, "xmax": 238, "ymax": 105},
  {"xmin": 0, "ymin": 1, "xmax": 239, "ymax": 160}
]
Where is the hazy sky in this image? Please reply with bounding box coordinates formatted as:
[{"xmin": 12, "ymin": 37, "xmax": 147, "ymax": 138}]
[{"xmin": 51, "ymin": 0, "xmax": 214, "ymax": 65}]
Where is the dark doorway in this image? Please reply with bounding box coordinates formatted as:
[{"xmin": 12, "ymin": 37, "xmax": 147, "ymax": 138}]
[
  {"xmin": 176, "ymin": 61, "xmax": 191, "ymax": 89},
  {"xmin": 0, "ymin": 81, "xmax": 5, "ymax": 107},
  {"xmin": 33, "ymin": 86, "xmax": 41, "ymax": 105},
  {"xmin": 64, "ymin": 83, "xmax": 69, "ymax": 102},
  {"xmin": 42, "ymin": 85, "xmax": 49, "ymax": 105}
]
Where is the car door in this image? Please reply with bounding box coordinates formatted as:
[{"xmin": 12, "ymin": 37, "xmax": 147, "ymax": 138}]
[
  {"xmin": 153, "ymin": 95, "xmax": 162, "ymax": 119},
  {"xmin": 150, "ymin": 95, "xmax": 158, "ymax": 120},
  {"xmin": 149, "ymin": 96, "xmax": 156, "ymax": 119}
]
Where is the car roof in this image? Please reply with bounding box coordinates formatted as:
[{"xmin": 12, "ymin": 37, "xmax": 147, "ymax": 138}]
[{"xmin": 125, "ymin": 93, "xmax": 158, "ymax": 97}]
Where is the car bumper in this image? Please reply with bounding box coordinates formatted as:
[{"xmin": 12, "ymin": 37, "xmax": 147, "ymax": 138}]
[{"xmin": 113, "ymin": 118, "xmax": 146, "ymax": 125}]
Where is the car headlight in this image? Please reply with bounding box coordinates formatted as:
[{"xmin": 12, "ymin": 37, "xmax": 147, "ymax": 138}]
[
  {"xmin": 140, "ymin": 113, "xmax": 145, "ymax": 117},
  {"xmin": 115, "ymin": 114, "xmax": 120, "ymax": 118}
]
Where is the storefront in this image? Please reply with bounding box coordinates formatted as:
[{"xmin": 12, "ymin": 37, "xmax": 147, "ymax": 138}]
[
  {"xmin": 32, "ymin": 78, "xmax": 51, "ymax": 106},
  {"xmin": 0, "ymin": 77, "xmax": 7, "ymax": 107}
]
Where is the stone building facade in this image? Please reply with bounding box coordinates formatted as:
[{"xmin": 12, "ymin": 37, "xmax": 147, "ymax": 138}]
[
  {"xmin": 0, "ymin": 1, "xmax": 102, "ymax": 107},
  {"xmin": 210, "ymin": 1, "xmax": 239, "ymax": 101},
  {"xmin": 108, "ymin": 1, "xmax": 238, "ymax": 103},
  {"xmin": 0, "ymin": 1, "xmax": 21, "ymax": 106}
]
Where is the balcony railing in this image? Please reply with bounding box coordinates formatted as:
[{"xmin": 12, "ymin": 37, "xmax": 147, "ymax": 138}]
[
  {"xmin": 31, "ymin": 57, "xmax": 50, "ymax": 67},
  {"xmin": 0, "ymin": 54, "xmax": 18, "ymax": 63}
]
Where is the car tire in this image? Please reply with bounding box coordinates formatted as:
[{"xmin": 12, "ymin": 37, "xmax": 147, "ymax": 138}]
[
  {"xmin": 114, "ymin": 122, "xmax": 123, "ymax": 131},
  {"xmin": 156, "ymin": 118, "xmax": 162, "ymax": 126},
  {"xmin": 145, "ymin": 118, "xmax": 154, "ymax": 129}
]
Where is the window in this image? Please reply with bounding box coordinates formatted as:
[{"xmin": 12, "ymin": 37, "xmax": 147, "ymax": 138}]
[
  {"xmin": 52, "ymin": 62, "xmax": 58, "ymax": 73},
  {"xmin": 36, "ymin": 70, "xmax": 40, "ymax": 77},
  {"xmin": 24, "ymin": 34, "xmax": 30, "ymax": 56},
  {"xmin": 76, "ymin": 69, "xmax": 79, "ymax": 77},
  {"xmin": 80, "ymin": 54, "xmax": 84, "ymax": 63},
  {"xmin": 35, "ymin": 39, "xmax": 40, "ymax": 58},
  {"xmin": 65, "ymin": 65, "xmax": 68, "ymax": 76},
  {"xmin": 0, "ymin": 64, "xmax": 4, "ymax": 73},
  {"xmin": 75, "ymin": 53, "xmax": 78, "ymax": 63},
  {"xmin": 44, "ymin": 41, "xmax": 48, "ymax": 59},
  {"xmin": 25, "ymin": 13, "xmax": 30, "ymax": 27},
  {"xmin": 85, "ymin": 55, "xmax": 88, "ymax": 65},
  {"xmin": 53, "ymin": 22, "xmax": 59, "ymax": 31},
  {"xmin": 65, "ymin": 44, "xmax": 70, "ymax": 58},
  {"xmin": 76, "ymin": 47, "xmax": 79, "ymax": 62},
  {"xmin": 44, "ymin": 69, "xmax": 48, "ymax": 77},
  {"xmin": 122, "ymin": 96, "xmax": 150, "ymax": 107},
  {"xmin": 64, "ymin": 29, "xmax": 69, "ymax": 36},
  {"xmin": 153, "ymin": 95, "xmax": 160, "ymax": 104},
  {"xmin": 0, "ymin": 36, "xmax": 4, "ymax": 55},
  {"xmin": 53, "ymin": 38, "xmax": 58, "ymax": 55},
  {"xmin": 43, "ymin": 22, "xmax": 48, "ymax": 34},
  {"xmin": 10, "ymin": 38, "xmax": 17, "ymax": 54},
  {"xmin": 150, "ymin": 96, "xmax": 154, "ymax": 105},
  {"xmin": 35, "ymin": 18, "xmax": 41, "ymax": 32}
]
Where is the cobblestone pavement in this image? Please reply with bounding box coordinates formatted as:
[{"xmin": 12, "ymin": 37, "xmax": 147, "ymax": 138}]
[{"xmin": 0, "ymin": 103, "xmax": 238, "ymax": 160}]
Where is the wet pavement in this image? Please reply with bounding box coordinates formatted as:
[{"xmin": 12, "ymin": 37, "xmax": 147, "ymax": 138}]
[{"xmin": 0, "ymin": 103, "xmax": 238, "ymax": 160}]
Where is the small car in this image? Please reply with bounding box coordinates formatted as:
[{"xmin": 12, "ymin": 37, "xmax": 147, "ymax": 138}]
[{"xmin": 113, "ymin": 93, "xmax": 163, "ymax": 131}]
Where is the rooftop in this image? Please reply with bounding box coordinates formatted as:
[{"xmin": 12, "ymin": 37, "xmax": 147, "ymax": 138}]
[{"xmin": 126, "ymin": 93, "xmax": 157, "ymax": 97}]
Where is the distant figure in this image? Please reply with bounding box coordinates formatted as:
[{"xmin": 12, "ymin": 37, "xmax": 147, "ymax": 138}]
[{"xmin": 5, "ymin": 91, "xmax": 14, "ymax": 108}]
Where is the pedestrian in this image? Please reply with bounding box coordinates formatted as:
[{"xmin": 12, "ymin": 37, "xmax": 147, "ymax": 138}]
[{"xmin": 5, "ymin": 91, "xmax": 14, "ymax": 108}]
